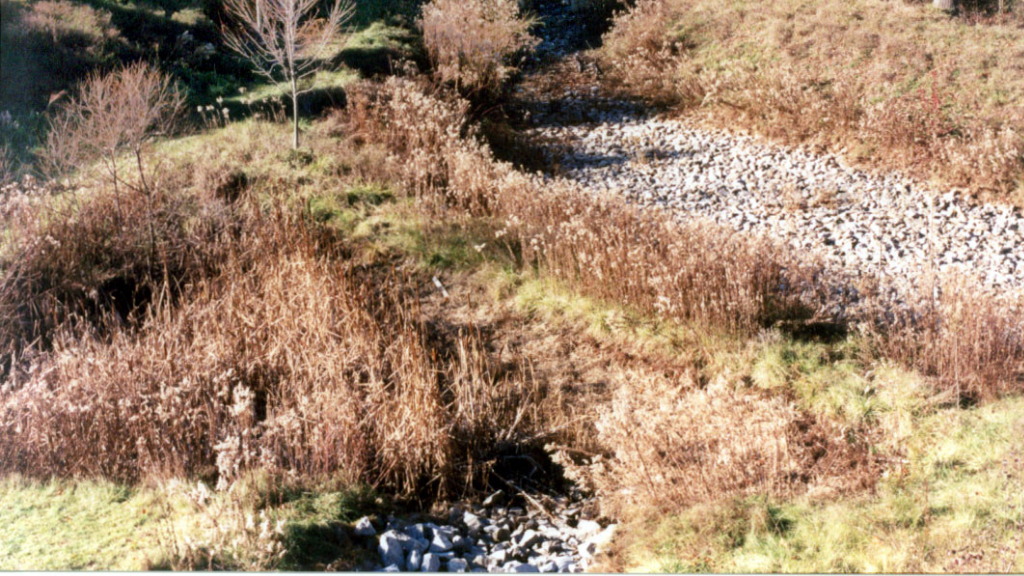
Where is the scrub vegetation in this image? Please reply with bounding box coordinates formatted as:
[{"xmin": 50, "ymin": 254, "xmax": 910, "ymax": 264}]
[{"xmin": 1, "ymin": 0, "xmax": 1023, "ymax": 571}]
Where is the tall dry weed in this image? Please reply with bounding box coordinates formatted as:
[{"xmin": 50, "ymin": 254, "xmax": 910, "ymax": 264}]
[
  {"xmin": 0, "ymin": 173, "xmax": 236, "ymax": 382},
  {"xmin": 865, "ymin": 276, "xmax": 1024, "ymax": 401},
  {"xmin": 0, "ymin": 210, "xmax": 549, "ymax": 495},
  {"xmin": 420, "ymin": 0, "xmax": 539, "ymax": 101}
]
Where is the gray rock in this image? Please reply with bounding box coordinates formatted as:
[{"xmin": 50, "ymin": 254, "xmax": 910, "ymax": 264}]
[
  {"xmin": 408, "ymin": 549, "xmax": 424, "ymax": 571},
  {"xmin": 494, "ymin": 526, "xmax": 511, "ymax": 542},
  {"xmin": 452, "ymin": 534, "xmax": 470, "ymax": 553},
  {"xmin": 421, "ymin": 553, "xmax": 442, "ymax": 572},
  {"xmin": 489, "ymin": 549, "xmax": 509, "ymax": 565},
  {"xmin": 517, "ymin": 529, "xmax": 541, "ymax": 549},
  {"xmin": 383, "ymin": 565, "xmax": 401, "ymax": 572},
  {"xmin": 447, "ymin": 558, "xmax": 469, "ymax": 573},
  {"xmin": 430, "ymin": 531, "xmax": 454, "ymax": 553},
  {"xmin": 378, "ymin": 532, "xmax": 406, "ymax": 570},
  {"xmin": 574, "ymin": 520, "xmax": 600, "ymax": 538},
  {"xmin": 552, "ymin": 556, "xmax": 574, "ymax": 572},
  {"xmin": 406, "ymin": 523, "xmax": 431, "ymax": 541},
  {"xmin": 482, "ymin": 490, "xmax": 506, "ymax": 508},
  {"xmin": 506, "ymin": 562, "xmax": 540, "ymax": 573},
  {"xmin": 354, "ymin": 516, "xmax": 377, "ymax": 537},
  {"xmin": 463, "ymin": 512, "xmax": 488, "ymax": 535}
]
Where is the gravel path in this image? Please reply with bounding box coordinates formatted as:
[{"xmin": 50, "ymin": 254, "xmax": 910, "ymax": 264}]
[{"xmin": 526, "ymin": 100, "xmax": 1024, "ymax": 306}]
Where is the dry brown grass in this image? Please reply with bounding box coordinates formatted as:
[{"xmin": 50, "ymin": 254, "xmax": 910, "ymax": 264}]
[
  {"xmin": 0, "ymin": 171, "xmax": 236, "ymax": 382},
  {"xmin": 599, "ymin": 0, "xmax": 1024, "ymax": 202},
  {"xmin": 420, "ymin": 0, "xmax": 539, "ymax": 102},
  {"xmin": 565, "ymin": 375, "xmax": 876, "ymax": 517},
  {"xmin": 864, "ymin": 276, "xmax": 1024, "ymax": 402},
  {"xmin": 0, "ymin": 208, "xmax": 551, "ymax": 496}
]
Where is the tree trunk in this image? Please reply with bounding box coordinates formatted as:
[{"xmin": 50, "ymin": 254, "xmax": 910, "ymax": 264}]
[
  {"xmin": 291, "ymin": 76, "xmax": 299, "ymax": 149},
  {"xmin": 933, "ymin": 0, "xmax": 956, "ymax": 11}
]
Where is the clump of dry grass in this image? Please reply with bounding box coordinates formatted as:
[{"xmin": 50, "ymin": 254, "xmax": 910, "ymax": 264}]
[
  {"xmin": 599, "ymin": 0, "xmax": 1024, "ymax": 201},
  {"xmin": 601, "ymin": 0, "xmax": 704, "ymax": 106},
  {"xmin": 864, "ymin": 276, "xmax": 1024, "ymax": 402},
  {"xmin": 556, "ymin": 373, "xmax": 874, "ymax": 517},
  {"xmin": 420, "ymin": 0, "xmax": 539, "ymax": 102},
  {"xmin": 0, "ymin": 171, "xmax": 236, "ymax": 382},
  {"xmin": 0, "ymin": 203, "xmax": 550, "ymax": 495}
]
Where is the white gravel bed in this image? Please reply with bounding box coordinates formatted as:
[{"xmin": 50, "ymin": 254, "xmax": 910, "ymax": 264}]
[{"xmin": 529, "ymin": 100, "xmax": 1024, "ymax": 306}]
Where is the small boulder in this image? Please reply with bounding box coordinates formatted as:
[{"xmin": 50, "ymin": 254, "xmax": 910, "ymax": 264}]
[
  {"xmin": 483, "ymin": 490, "xmax": 506, "ymax": 508},
  {"xmin": 574, "ymin": 520, "xmax": 600, "ymax": 539},
  {"xmin": 452, "ymin": 534, "xmax": 470, "ymax": 553},
  {"xmin": 354, "ymin": 516, "xmax": 377, "ymax": 537},
  {"xmin": 463, "ymin": 512, "xmax": 488, "ymax": 535},
  {"xmin": 494, "ymin": 526, "xmax": 511, "ymax": 542},
  {"xmin": 408, "ymin": 549, "xmax": 424, "ymax": 572},
  {"xmin": 551, "ymin": 556, "xmax": 574, "ymax": 572},
  {"xmin": 421, "ymin": 553, "xmax": 442, "ymax": 572},
  {"xmin": 429, "ymin": 531, "xmax": 454, "ymax": 553},
  {"xmin": 517, "ymin": 529, "xmax": 541, "ymax": 549},
  {"xmin": 406, "ymin": 523, "xmax": 431, "ymax": 541},
  {"xmin": 447, "ymin": 558, "xmax": 469, "ymax": 573},
  {"xmin": 378, "ymin": 532, "xmax": 406, "ymax": 570}
]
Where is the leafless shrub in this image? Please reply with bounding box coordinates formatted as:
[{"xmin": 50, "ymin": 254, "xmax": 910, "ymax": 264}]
[
  {"xmin": 42, "ymin": 62, "xmax": 184, "ymax": 224},
  {"xmin": 420, "ymin": 0, "xmax": 539, "ymax": 101},
  {"xmin": 222, "ymin": 0, "xmax": 355, "ymax": 148}
]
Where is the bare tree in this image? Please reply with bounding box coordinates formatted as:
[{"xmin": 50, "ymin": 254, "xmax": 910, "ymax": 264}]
[
  {"xmin": 933, "ymin": 0, "xmax": 956, "ymax": 12},
  {"xmin": 43, "ymin": 62, "xmax": 184, "ymax": 227},
  {"xmin": 222, "ymin": 0, "xmax": 355, "ymax": 149},
  {"xmin": 43, "ymin": 62, "xmax": 184, "ymax": 268}
]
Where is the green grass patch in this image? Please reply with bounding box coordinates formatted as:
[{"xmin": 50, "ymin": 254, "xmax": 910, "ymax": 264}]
[
  {"xmin": 621, "ymin": 396, "xmax": 1024, "ymax": 573},
  {"xmin": 0, "ymin": 474, "xmax": 385, "ymax": 571},
  {"xmin": 0, "ymin": 476, "xmax": 167, "ymax": 570}
]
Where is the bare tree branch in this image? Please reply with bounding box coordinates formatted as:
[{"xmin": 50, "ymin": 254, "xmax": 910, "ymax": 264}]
[{"xmin": 222, "ymin": 0, "xmax": 355, "ymax": 148}]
